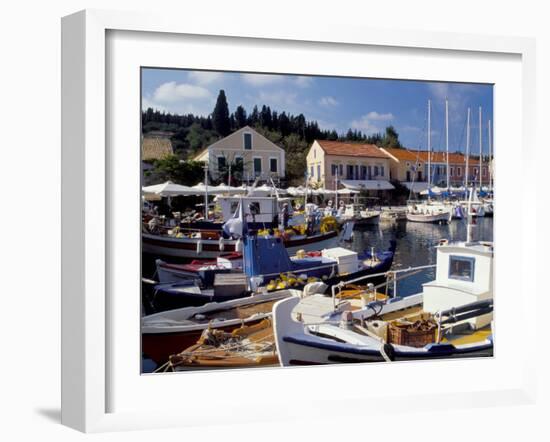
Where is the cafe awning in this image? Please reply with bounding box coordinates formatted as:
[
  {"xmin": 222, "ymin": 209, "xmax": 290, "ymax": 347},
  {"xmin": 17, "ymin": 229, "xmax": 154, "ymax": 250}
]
[{"xmin": 341, "ymin": 180, "xmax": 395, "ymax": 191}]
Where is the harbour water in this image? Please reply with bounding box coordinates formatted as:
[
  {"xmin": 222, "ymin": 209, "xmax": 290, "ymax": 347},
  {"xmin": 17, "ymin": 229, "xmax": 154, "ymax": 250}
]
[{"xmin": 351, "ymin": 217, "xmax": 494, "ymax": 297}]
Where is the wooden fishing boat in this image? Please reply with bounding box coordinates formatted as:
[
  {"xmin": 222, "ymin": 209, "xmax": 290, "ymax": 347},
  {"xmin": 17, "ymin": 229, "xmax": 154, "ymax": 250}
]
[
  {"xmin": 141, "ymin": 289, "xmax": 301, "ymax": 365},
  {"xmin": 142, "ymin": 229, "xmax": 339, "ymax": 260},
  {"xmin": 159, "ymin": 319, "xmax": 279, "ymax": 371}
]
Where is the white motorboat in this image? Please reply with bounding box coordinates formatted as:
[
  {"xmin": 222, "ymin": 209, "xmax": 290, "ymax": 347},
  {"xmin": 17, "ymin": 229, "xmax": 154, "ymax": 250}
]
[{"xmin": 406, "ymin": 202, "xmax": 452, "ymax": 223}]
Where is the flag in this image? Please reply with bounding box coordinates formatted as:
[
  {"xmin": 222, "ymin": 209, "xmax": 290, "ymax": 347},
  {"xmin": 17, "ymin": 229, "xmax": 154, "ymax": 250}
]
[{"xmin": 222, "ymin": 200, "xmax": 247, "ymax": 239}]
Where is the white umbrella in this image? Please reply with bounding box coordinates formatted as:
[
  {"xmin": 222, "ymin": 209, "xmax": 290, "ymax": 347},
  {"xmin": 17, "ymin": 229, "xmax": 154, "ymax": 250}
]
[{"xmin": 142, "ymin": 180, "xmax": 194, "ymax": 197}]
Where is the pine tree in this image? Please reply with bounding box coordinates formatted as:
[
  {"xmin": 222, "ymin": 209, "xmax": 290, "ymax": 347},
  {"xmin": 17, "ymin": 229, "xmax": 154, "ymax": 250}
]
[
  {"xmin": 234, "ymin": 105, "xmax": 247, "ymax": 128},
  {"xmin": 212, "ymin": 90, "xmax": 231, "ymax": 136}
]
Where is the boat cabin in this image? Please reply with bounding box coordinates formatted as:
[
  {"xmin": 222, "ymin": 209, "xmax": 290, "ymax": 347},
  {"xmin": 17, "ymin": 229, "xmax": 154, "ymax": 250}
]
[
  {"xmin": 422, "ymin": 241, "xmax": 493, "ymax": 329},
  {"xmin": 217, "ymin": 196, "xmax": 280, "ymax": 224}
]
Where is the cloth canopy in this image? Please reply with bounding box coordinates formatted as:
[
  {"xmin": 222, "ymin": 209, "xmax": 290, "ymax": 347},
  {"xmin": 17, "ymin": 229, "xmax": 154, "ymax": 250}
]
[
  {"xmin": 141, "ymin": 181, "xmax": 194, "ymax": 197},
  {"xmin": 340, "ymin": 180, "xmax": 395, "ymax": 191}
]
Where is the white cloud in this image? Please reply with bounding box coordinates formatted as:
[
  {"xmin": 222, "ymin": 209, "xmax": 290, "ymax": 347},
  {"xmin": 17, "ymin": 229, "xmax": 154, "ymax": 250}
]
[
  {"xmin": 241, "ymin": 73, "xmax": 286, "ymax": 86},
  {"xmin": 363, "ymin": 111, "xmax": 394, "ymax": 121},
  {"xmin": 188, "ymin": 71, "xmax": 223, "ymax": 85},
  {"xmin": 350, "ymin": 111, "xmax": 394, "ymax": 134},
  {"xmin": 319, "ymin": 96, "xmax": 339, "ymax": 107},
  {"xmin": 153, "ymin": 81, "xmax": 211, "ymax": 103},
  {"xmin": 257, "ymin": 91, "xmax": 298, "ymax": 108},
  {"xmin": 143, "ymin": 81, "xmax": 215, "ymax": 116},
  {"xmin": 294, "ymin": 76, "xmax": 313, "ymax": 88}
]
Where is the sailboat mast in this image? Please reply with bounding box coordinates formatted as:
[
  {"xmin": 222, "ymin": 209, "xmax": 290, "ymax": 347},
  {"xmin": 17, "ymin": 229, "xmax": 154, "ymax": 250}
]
[
  {"xmin": 203, "ymin": 161, "xmax": 209, "ymax": 221},
  {"xmin": 479, "ymin": 106, "xmax": 482, "ymax": 189},
  {"xmin": 427, "ymin": 99, "xmax": 431, "ymax": 194},
  {"xmin": 335, "ymin": 167, "xmax": 339, "ymax": 210},
  {"xmin": 445, "ymin": 98, "xmax": 449, "ymax": 190},
  {"xmin": 465, "ymin": 108, "xmax": 470, "ymax": 190}
]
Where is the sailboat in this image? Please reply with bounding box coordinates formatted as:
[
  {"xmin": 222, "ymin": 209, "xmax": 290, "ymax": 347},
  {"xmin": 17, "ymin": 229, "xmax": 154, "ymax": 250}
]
[{"xmin": 406, "ymin": 100, "xmax": 453, "ymax": 224}]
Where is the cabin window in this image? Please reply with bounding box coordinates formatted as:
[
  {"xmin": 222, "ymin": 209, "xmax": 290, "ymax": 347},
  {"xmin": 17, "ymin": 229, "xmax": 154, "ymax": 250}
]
[
  {"xmin": 449, "ymin": 256, "xmax": 475, "ymax": 282},
  {"xmin": 243, "ymin": 133, "xmax": 252, "ymax": 150},
  {"xmin": 270, "ymin": 158, "xmax": 278, "ymax": 173},
  {"xmin": 248, "ymin": 201, "xmax": 261, "ymax": 216}
]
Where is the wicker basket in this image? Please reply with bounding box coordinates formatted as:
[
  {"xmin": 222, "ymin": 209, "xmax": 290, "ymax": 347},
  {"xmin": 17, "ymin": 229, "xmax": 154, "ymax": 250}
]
[{"xmin": 388, "ymin": 321, "xmax": 437, "ymax": 348}]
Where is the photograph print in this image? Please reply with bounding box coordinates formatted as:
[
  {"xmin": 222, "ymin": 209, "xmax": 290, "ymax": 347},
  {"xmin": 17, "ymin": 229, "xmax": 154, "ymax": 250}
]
[{"xmin": 140, "ymin": 68, "xmax": 494, "ymax": 373}]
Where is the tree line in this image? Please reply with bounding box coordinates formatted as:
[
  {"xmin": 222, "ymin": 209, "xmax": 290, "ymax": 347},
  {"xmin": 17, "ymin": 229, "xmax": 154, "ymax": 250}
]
[{"xmin": 142, "ymin": 90, "xmax": 402, "ymax": 185}]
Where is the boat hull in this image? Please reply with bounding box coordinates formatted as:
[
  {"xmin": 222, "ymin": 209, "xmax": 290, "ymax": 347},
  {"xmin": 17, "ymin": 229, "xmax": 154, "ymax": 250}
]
[
  {"xmin": 142, "ymin": 230, "xmax": 339, "ymax": 260},
  {"xmin": 406, "ymin": 212, "xmax": 451, "ymax": 223},
  {"xmin": 280, "ymin": 334, "xmax": 493, "ymax": 365}
]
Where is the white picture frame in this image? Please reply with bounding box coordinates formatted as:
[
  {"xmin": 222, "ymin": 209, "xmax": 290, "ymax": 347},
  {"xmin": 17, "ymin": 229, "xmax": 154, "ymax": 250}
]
[{"xmin": 61, "ymin": 9, "xmax": 537, "ymax": 433}]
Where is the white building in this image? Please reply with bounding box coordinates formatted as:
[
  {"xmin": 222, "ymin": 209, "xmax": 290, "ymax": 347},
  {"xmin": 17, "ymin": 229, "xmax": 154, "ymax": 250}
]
[{"xmin": 194, "ymin": 126, "xmax": 285, "ymax": 182}]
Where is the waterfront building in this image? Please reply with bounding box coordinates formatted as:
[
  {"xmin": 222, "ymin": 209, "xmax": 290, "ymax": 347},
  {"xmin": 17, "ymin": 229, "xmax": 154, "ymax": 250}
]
[
  {"xmin": 194, "ymin": 126, "xmax": 285, "ymax": 183},
  {"xmin": 380, "ymin": 147, "xmax": 491, "ymax": 188},
  {"xmin": 306, "ymin": 140, "xmax": 393, "ymax": 194}
]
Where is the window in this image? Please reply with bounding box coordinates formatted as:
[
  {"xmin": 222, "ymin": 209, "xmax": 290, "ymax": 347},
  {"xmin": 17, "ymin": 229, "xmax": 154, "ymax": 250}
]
[
  {"xmin": 449, "ymin": 256, "xmax": 475, "ymax": 282},
  {"xmin": 374, "ymin": 166, "xmax": 379, "ymax": 176},
  {"xmin": 347, "ymin": 165, "xmax": 354, "ymax": 179},
  {"xmin": 235, "ymin": 156, "xmax": 243, "ymax": 169},
  {"xmin": 482, "ymin": 167, "xmax": 487, "ymax": 177},
  {"xmin": 217, "ymin": 156, "xmax": 226, "ymax": 172},
  {"xmin": 314, "ymin": 149, "xmax": 316, "ymax": 159},
  {"xmin": 474, "ymin": 168, "xmax": 478, "ymax": 176},
  {"xmin": 253, "ymin": 157, "xmax": 262, "ymax": 176},
  {"xmin": 243, "ymin": 133, "xmax": 252, "ymax": 150},
  {"xmin": 310, "ymin": 166, "xmax": 314, "ymax": 177},
  {"xmin": 339, "ymin": 164, "xmax": 343, "ymax": 177},
  {"xmin": 317, "ymin": 165, "xmax": 321, "ymax": 179},
  {"xmin": 457, "ymin": 167, "xmax": 461, "ymax": 176},
  {"xmin": 270, "ymin": 158, "xmax": 278, "ymax": 173},
  {"xmin": 380, "ymin": 166, "xmax": 385, "ymax": 177},
  {"xmin": 450, "ymin": 167, "xmax": 454, "ymax": 177},
  {"xmin": 360, "ymin": 165, "xmax": 367, "ymax": 180},
  {"xmin": 367, "ymin": 165, "xmax": 372, "ymax": 179},
  {"xmin": 331, "ymin": 164, "xmax": 338, "ymax": 176}
]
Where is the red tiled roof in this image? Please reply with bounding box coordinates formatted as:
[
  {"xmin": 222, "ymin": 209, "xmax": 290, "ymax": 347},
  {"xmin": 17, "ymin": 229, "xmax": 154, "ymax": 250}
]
[
  {"xmin": 382, "ymin": 147, "xmax": 488, "ymax": 165},
  {"xmin": 380, "ymin": 147, "xmax": 419, "ymax": 161},
  {"xmin": 316, "ymin": 140, "xmax": 388, "ymax": 159}
]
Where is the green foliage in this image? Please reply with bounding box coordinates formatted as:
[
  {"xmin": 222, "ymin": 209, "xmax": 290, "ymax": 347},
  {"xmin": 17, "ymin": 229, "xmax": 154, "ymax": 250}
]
[
  {"xmin": 212, "ymin": 90, "xmax": 231, "ymax": 136},
  {"xmin": 146, "ymin": 155, "xmax": 204, "ymax": 186},
  {"xmin": 379, "ymin": 125, "xmax": 402, "ymax": 148}
]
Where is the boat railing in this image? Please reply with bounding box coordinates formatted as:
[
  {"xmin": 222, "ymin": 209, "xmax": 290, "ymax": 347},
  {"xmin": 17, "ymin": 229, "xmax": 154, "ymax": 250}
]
[{"xmin": 330, "ymin": 264, "xmax": 436, "ymax": 310}]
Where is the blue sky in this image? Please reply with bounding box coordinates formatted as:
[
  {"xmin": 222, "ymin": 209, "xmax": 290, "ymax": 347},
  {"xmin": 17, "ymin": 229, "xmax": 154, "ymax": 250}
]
[{"xmin": 142, "ymin": 68, "xmax": 494, "ymax": 155}]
